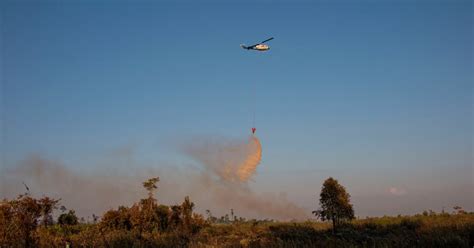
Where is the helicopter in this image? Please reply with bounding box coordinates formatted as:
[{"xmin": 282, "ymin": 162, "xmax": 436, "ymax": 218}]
[{"xmin": 241, "ymin": 37, "xmax": 274, "ymax": 51}]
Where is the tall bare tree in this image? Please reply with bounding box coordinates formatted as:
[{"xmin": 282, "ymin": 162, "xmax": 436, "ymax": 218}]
[{"xmin": 143, "ymin": 177, "xmax": 160, "ymax": 200}]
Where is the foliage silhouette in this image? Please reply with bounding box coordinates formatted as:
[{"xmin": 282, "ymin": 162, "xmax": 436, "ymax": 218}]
[
  {"xmin": 1, "ymin": 177, "xmax": 473, "ymax": 247},
  {"xmin": 313, "ymin": 177, "xmax": 355, "ymax": 232}
]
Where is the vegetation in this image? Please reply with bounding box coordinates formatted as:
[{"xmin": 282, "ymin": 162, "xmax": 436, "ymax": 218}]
[
  {"xmin": 58, "ymin": 210, "xmax": 79, "ymax": 226},
  {"xmin": 312, "ymin": 177, "xmax": 355, "ymax": 232},
  {"xmin": 1, "ymin": 177, "xmax": 473, "ymax": 247}
]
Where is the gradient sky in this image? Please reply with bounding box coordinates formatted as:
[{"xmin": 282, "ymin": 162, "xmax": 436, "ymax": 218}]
[{"xmin": 1, "ymin": 0, "xmax": 472, "ymax": 217}]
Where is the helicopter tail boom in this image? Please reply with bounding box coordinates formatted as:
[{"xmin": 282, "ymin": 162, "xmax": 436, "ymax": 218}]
[{"xmin": 240, "ymin": 44, "xmax": 251, "ymax": 50}]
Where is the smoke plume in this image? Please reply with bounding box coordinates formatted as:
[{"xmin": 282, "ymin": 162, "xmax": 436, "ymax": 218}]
[
  {"xmin": 1, "ymin": 135, "xmax": 309, "ymax": 220},
  {"xmin": 181, "ymin": 135, "xmax": 308, "ymax": 220},
  {"xmin": 0, "ymin": 155, "xmax": 160, "ymax": 217}
]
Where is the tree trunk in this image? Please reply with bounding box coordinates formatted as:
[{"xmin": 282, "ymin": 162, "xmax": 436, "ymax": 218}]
[{"xmin": 332, "ymin": 218, "xmax": 336, "ymax": 234}]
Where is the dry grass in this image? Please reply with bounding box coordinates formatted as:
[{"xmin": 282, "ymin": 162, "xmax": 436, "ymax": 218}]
[{"xmin": 2, "ymin": 192, "xmax": 473, "ymax": 247}]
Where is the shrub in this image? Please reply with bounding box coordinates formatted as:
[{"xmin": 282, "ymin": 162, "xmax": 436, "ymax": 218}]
[{"xmin": 58, "ymin": 210, "xmax": 78, "ymax": 226}]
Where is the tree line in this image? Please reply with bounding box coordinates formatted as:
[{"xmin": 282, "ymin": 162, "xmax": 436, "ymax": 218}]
[{"xmin": 1, "ymin": 176, "xmax": 471, "ymax": 247}]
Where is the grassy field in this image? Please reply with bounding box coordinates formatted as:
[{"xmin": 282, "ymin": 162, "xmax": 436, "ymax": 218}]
[
  {"xmin": 2, "ymin": 194, "xmax": 473, "ymax": 248},
  {"xmin": 188, "ymin": 214, "xmax": 474, "ymax": 248},
  {"xmin": 1, "ymin": 178, "xmax": 473, "ymax": 248}
]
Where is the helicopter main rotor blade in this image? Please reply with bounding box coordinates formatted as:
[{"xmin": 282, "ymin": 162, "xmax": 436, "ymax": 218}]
[{"xmin": 260, "ymin": 37, "xmax": 274, "ymax": 44}]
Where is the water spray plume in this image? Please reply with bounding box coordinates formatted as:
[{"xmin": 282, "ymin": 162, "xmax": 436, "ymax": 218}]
[
  {"xmin": 181, "ymin": 134, "xmax": 308, "ymax": 219},
  {"xmin": 237, "ymin": 136, "xmax": 262, "ymax": 181},
  {"xmin": 185, "ymin": 135, "xmax": 262, "ymax": 183}
]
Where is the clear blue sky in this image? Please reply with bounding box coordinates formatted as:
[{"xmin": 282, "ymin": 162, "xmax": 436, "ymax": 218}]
[{"xmin": 1, "ymin": 0, "xmax": 472, "ymax": 216}]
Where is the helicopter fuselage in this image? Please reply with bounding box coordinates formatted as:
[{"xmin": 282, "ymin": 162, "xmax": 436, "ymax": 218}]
[
  {"xmin": 254, "ymin": 44, "xmax": 269, "ymax": 51},
  {"xmin": 241, "ymin": 37, "xmax": 273, "ymax": 52}
]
